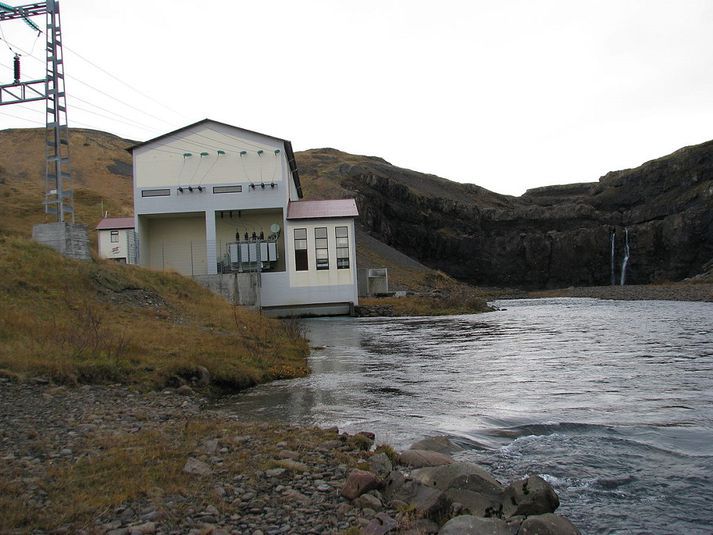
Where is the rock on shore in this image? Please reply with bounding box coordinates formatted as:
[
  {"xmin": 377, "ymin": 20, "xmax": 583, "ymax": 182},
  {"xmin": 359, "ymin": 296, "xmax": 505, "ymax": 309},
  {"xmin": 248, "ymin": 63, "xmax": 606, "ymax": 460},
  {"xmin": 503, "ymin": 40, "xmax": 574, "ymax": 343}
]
[{"xmin": 0, "ymin": 380, "xmax": 580, "ymax": 534}]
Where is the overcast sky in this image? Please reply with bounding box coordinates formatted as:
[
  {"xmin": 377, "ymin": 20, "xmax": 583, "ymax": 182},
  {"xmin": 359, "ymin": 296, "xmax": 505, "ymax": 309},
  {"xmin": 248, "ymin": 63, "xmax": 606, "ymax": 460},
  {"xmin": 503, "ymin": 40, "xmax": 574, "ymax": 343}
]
[{"xmin": 1, "ymin": 0, "xmax": 712, "ymax": 195}]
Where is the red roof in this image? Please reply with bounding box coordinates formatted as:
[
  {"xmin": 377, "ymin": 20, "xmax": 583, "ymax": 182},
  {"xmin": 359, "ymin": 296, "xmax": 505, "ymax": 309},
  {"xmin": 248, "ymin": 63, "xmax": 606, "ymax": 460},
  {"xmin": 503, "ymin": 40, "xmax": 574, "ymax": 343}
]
[
  {"xmin": 96, "ymin": 217, "xmax": 134, "ymax": 230},
  {"xmin": 286, "ymin": 199, "xmax": 359, "ymax": 220}
]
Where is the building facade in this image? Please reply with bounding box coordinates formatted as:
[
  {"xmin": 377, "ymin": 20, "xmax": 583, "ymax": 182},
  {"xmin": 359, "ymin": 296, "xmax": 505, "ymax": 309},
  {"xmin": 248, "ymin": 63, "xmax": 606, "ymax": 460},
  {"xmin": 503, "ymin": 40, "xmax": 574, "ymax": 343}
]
[
  {"xmin": 127, "ymin": 119, "xmax": 359, "ymax": 315},
  {"xmin": 96, "ymin": 217, "xmax": 136, "ymax": 264}
]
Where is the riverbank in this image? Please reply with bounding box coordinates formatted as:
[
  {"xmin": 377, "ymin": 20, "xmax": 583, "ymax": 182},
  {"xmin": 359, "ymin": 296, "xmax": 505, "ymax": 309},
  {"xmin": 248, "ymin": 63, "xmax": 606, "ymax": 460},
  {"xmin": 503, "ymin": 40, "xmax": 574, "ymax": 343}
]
[
  {"xmin": 521, "ymin": 282, "xmax": 713, "ymax": 302},
  {"xmin": 0, "ymin": 381, "xmax": 580, "ymax": 534}
]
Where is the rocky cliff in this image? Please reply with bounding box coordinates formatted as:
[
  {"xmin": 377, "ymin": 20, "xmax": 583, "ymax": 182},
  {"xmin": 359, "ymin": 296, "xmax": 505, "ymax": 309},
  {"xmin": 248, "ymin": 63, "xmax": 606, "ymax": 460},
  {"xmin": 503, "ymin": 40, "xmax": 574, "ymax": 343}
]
[{"xmin": 297, "ymin": 141, "xmax": 713, "ymax": 288}]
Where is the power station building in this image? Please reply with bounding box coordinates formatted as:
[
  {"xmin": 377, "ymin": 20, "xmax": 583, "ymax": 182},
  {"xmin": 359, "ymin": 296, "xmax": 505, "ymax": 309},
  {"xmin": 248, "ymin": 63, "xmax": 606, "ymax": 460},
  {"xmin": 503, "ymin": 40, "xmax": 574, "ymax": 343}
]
[{"xmin": 124, "ymin": 119, "xmax": 359, "ymax": 316}]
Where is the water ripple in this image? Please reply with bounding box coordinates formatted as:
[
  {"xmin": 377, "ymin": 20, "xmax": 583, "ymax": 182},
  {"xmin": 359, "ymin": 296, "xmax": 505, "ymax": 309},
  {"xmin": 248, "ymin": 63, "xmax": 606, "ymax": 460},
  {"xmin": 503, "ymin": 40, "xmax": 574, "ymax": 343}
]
[{"xmin": 220, "ymin": 298, "xmax": 713, "ymax": 533}]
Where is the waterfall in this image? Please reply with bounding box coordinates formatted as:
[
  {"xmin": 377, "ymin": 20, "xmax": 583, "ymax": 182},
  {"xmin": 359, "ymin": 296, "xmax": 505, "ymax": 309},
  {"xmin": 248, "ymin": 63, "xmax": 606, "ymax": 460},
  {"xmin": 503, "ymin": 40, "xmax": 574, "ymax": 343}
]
[
  {"xmin": 620, "ymin": 227, "xmax": 630, "ymax": 286},
  {"xmin": 610, "ymin": 230, "xmax": 616, "ymax": 286}
]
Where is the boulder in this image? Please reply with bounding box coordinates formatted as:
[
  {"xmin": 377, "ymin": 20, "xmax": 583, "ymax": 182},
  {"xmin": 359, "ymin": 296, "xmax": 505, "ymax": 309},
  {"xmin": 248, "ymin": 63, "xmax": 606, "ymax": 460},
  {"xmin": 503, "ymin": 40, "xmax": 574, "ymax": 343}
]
[
  {"xmin": 389, "ymin": 480, "xmax": 451, "ymax": 521},
  {"xmin": 364, "ymin": 512, "xmax": 398, "ymax": 535},
  {"xmin": 341, "ymin": 469, "xmax": 383, "ymax": 500},
  {"xmin": 182, "ymin": 457, "xmax": 211, "ymax": 476},
  {"xmin": 399, "ymin": 449, "xmax": 453, "ymax": 468},
  {"xmin": 519, "ymin": 513, "xmax": 581, "ymax": 535},
  {"xmin": 501, "ymin": 475, "xmax": 560, "ymax": 517},
  {"xmin": 410, "ymin": 462, "xmax": 504, "ymax": 495},
  {"xmin": 409, "ymin": 436, "xmax": 463, "ymax": 454},
  {"xmin": 402, "ymin": 518, "xmax": 440, "ymax": 534},
  {"xmin": 368, "ymin": 452, "xmax": 393, "ymax": 478},
  {"xmin": 355, "ymin": 492, "xmax": 383, "ymax": 511},
  {"xmin": 444, "ymin": 488, "xmax": 501, "ymax": 518},
  {"xmin": 438, "ymin": 515, "xmax": 510, "ymax": 535},
  {"xmin": 382, "ymin": 470, "xmax": 406, "ymax": 501}
]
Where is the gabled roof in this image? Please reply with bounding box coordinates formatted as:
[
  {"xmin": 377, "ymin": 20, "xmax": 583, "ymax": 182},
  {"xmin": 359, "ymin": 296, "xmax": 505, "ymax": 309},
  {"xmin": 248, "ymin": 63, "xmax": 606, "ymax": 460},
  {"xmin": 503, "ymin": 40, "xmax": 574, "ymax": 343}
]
[
  {"xmin": 126, "ymin": 118, "xmax": 302, "ymax": 198},
  {"xmin": 286, "ymin": 199, "xmax": 359, "ymax": 220},
  {"xmin": 96, "ymin": 217, "xmax": 134, "ymax": 230}
]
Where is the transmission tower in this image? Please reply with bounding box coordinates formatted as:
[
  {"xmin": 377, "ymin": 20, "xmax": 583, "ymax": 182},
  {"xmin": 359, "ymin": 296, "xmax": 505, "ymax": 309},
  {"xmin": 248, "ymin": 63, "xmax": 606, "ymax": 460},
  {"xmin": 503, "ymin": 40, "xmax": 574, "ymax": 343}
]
[{"xmin": 0, "ymin": 0, "xmax": 74, "ymax": 223}]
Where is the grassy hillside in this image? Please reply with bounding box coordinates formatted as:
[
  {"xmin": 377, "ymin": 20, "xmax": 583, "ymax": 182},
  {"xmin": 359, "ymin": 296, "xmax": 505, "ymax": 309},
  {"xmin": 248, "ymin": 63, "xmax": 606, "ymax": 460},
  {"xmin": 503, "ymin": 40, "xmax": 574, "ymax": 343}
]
[
  {"xmin": 0, "ymin": 236, "xmax": 309, "ymax": 388},
  {"xmin": 0, "ymin": 128, "xmax": 135, "ymax": 238}
]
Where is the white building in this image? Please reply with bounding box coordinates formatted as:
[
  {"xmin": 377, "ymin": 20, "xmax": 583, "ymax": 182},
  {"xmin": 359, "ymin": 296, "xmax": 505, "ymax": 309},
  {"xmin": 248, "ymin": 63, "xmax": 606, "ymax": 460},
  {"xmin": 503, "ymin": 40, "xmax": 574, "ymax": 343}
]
[
  {"xmin": 96, "ymin": 217, "xmax": 136, "ymax": 264},
  {"xmin": 127, "ymin": 119, "xmax": 359, "ymax": 316}
]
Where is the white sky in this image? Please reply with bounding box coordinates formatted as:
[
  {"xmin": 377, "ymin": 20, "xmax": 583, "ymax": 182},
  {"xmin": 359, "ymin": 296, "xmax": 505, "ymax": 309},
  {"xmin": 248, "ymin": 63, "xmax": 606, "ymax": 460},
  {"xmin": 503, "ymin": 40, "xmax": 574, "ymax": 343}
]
[{"xmin": 1, "ymin": 0, "xmax": 712, "ymax": 196}]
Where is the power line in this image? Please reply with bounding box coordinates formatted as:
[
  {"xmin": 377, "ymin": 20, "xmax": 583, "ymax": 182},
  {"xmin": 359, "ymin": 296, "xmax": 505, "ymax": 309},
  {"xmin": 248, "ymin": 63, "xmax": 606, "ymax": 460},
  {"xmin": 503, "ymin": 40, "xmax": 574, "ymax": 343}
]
[
  {"xmin": 0, "ymin": 109, "xmax": 43, "ymax": 125},
  {"xmin": 61, "ymin": 44, "xmax": 189, "ymax": 122},
  {"xmin": 69, "ymin": 99, "xmax": 159, "ymax": 133},
  {"xmin": 2, "ymin": 37, "xmax": 177, "ymax": 129}
]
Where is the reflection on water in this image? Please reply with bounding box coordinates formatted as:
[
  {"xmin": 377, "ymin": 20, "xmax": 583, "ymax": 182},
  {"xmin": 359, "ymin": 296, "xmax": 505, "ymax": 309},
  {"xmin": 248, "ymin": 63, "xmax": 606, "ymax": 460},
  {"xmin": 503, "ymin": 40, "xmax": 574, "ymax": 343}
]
[{"xmin": 218, "ymin": 298, "xmax": 713, "ymax": 533}]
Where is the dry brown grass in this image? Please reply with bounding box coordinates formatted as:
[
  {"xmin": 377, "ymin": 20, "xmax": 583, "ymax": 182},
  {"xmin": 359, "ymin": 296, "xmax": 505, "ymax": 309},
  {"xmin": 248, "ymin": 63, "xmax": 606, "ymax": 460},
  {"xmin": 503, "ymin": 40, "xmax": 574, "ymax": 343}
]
[{"xmin": 0, "ymin": 236, "xmax": 309, "ymax": 388}]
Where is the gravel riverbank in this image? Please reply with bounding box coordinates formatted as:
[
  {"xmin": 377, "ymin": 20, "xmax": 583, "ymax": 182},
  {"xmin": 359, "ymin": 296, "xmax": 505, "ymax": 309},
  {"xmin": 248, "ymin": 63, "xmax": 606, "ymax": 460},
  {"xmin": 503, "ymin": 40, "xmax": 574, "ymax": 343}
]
[{"xmin": 0, "ymin": 380, "xmax": 580, "ymax": 534}]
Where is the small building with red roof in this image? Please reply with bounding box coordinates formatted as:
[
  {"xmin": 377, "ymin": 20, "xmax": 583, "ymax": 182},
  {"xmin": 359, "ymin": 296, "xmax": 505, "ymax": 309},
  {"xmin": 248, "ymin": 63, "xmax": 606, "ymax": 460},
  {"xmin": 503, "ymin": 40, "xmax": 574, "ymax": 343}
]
[{"xmin": 96, "ymin": 217, "xmax": 136, "ymax": 264}]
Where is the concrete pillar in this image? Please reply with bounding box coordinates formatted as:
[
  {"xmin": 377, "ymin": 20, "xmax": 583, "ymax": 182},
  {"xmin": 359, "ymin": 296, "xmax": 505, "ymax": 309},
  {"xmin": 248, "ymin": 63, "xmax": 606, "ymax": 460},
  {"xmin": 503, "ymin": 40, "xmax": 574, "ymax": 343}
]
[{"xmin": 205, "ymin": 210, "xmax": 217, "ymax": 275}]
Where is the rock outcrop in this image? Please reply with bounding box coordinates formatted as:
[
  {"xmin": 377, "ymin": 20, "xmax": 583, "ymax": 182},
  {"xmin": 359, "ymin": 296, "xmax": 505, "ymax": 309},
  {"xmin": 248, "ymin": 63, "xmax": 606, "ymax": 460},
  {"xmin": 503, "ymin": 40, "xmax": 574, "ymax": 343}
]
[
  {"xmin": 338, "ymin": 435, "xmax": 581, "ymax": 534},
  {"xmin": 297, "ymin": 141, "xmax": 713, "ymax": 288}
]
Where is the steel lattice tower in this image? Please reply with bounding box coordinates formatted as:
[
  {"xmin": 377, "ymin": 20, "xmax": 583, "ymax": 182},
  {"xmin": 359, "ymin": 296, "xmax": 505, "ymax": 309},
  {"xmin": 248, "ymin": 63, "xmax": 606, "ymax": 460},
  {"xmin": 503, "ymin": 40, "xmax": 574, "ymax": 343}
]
[{"xmin": 0, "ymin": 0, "xmax": 74, "ymax": 222}]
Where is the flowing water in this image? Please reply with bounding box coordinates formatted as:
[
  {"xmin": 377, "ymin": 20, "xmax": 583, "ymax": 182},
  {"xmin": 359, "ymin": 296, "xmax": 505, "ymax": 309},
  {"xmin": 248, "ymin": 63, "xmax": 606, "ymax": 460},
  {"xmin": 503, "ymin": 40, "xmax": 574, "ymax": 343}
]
[{"xmin": 221, "ymin": 298, "xmax": 713, "ymax": 533}]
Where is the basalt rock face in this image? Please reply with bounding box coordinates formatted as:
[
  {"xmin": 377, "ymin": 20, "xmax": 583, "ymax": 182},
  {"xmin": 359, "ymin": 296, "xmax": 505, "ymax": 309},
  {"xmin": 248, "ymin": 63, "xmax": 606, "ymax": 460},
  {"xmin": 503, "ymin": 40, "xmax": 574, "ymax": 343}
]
[{"xmin": 298, "ymin": 141, "xmax": 713, "ymax": 287}]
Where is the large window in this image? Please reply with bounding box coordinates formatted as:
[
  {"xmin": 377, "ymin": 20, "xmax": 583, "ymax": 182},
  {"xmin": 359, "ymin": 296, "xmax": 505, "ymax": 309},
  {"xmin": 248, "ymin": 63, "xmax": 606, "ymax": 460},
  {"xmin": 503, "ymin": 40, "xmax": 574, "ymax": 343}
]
[
  {"xmin": 294, "ymin": 228, "xmax": 308, "ymax": 271},
  {"xmin": 315, "ymin": 227, "xmax": 329, "ymax": 270},
  {"xmin": 336, "ymin": 226, "xmax": 350, "ymax": 269}
]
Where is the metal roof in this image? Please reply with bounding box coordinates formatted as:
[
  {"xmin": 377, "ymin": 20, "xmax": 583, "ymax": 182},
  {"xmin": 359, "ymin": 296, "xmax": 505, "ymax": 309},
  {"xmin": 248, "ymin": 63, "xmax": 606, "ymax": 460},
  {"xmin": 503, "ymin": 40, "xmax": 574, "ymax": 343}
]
[
  {"xmin": 125, "ymin": 118, "xmax": 302, "ymax": 198},
  {"xmin": 96, "ymin": 217, "xmax": 134, "ymax": 230},
  {"xmin": 286, "ymin": 199, "xmax": 359, "ymax": 220}
]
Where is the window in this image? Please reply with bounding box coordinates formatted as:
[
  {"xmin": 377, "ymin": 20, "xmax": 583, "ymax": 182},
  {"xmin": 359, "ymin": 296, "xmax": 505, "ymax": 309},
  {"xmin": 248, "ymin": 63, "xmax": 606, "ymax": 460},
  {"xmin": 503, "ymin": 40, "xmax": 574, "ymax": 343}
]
[
  {"xmin": 213, "ymin": 185, "xmax": 242, "ymax": 194},
  {"xmin": 336, "ymin": 226, "xmax": 350, "ymax": 269},
  {"xmin": 294, "ymin": 228, "xmax": 308, "ymax": 271},
  {"xmin": 315, "ymin": 227, "xmax": 329, "ymax": 270},
  {"xmin": 110, "ymin": 230, "xmax": 119, "ymax": 243},
  {"xmin": 141, "ymin": 188, "xmax": 171, "ymax": 197}
]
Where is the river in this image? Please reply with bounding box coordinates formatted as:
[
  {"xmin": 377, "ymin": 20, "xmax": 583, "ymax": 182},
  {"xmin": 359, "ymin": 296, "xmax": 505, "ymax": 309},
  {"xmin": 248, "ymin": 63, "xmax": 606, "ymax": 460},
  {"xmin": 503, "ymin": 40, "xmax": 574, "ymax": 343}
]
[{"xmin": 220, "ymin": 298, "xmax": 713, "ymax": 533}]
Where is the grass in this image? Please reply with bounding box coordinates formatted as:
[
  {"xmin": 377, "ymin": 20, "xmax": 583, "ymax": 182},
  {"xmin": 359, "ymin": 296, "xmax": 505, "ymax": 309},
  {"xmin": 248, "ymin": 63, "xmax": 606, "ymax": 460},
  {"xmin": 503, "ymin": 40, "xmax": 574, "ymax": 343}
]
[{"xmin": 0, "ymin": 236, "xmax": 309, "ymax": 389}]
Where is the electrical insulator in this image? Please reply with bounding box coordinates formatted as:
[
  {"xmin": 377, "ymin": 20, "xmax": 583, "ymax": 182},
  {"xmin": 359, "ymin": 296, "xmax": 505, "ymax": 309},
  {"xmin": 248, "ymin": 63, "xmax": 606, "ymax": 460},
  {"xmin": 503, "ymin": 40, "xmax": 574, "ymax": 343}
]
[{"xmin": 13, "ymin": 54, "xmax": 20, "ymax": 84}]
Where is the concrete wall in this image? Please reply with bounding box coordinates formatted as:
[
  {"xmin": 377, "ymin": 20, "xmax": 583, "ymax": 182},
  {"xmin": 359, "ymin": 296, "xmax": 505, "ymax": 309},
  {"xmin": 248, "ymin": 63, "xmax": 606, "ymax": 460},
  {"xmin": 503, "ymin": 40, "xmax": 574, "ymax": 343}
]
[
  {"xmin": 193, "ymin": 272, "xmax": 260, "ymax": 306},
  {"xmin": 261, "ymin": 271, "xmax": 358, "ymax": 308},
  {"xmin": 32, "ymin": 222, "xmax": 90, "ymax": 261}
]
